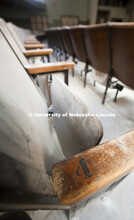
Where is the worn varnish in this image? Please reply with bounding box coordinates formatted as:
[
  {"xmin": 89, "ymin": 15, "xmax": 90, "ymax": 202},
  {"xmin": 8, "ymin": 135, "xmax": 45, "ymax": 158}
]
[
  {"xmin": 24, "ymin": 44, "xmax": 45, "ymax": 50},
  {"xmin": 52, "ymin": 130, "xmax": 134, "ymax": 205},
  {"xmin": 26, "ymin": 61, "xmax": 75, "ymax": 74},
  {"xmin": 24, "ymin": 40, "xmax": 41, "ymax": 45},
  {"xmin": 24, "ymin": 48, "xmax": 53, "ymax": 57}
]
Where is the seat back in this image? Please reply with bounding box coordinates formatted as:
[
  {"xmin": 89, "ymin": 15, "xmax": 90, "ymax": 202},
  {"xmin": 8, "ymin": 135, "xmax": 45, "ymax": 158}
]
[
  {"xmin": 61, "ymin": 27, "xmax": 74, "ymax": 56},
  {"xmin": 12, "ymin": 23, "xmax": 32, "ymax": 44},
  {"xmin": 84, "ymin": 24, "xmax": 110, "ymax": 73},
  {"xmin": 110, "ymin": 22, "xmax": 134, "ymax": 89},
  {"xmin": 7, "ymin": 22, "xmax": 26, "ymax": 52},
  {"xmin": 0, "ymin": 19, "xmax": 28, "ymax": 66},
  {"xmin": 0, "ymin": 30, "xmax": 64, "ymax": 197},
  {"xmin": 68, "ymin": 26, "xmax": 87, "ymax": 62},
  {"xmin": 45, "ymin": 28, "xmax": 55, "ymax": 48},
  {"xmin": 56, "ymin": 27, "xmax": 65, "ymax": 52},
  {"xmin": 47, "ymin": 28, "xmax": 63, "ymax": 51},
  {"xmin": 51, "ymin": 78, "xmax": 103, "ymax": 157}
]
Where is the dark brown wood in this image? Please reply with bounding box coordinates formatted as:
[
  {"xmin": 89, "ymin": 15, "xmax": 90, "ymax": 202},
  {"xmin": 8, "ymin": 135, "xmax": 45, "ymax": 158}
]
[
  {"xmin": 110, "ymin": 22, "xmax": 134, "ymax": 89},
  {"xmin": 83, "ymin": 23, "xmax": 110, "ymax": 73},
  {"xmin": 61, "ymin": 28, "xmax": 74, "ymax": 56},
  {"xmin": 69, "ymin": 26, "xmax": 87, "ymax": 63}
]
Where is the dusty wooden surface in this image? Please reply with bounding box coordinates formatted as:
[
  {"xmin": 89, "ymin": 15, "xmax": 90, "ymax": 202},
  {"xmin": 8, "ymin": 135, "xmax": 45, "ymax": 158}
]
[
  {"xmin": 26, "ymin": 61, "xmax": 75, "ymax": 74},
  {"xmin": 24, "ymin": 48, "xmax": 53, "ymax": 57},
  {"xmin": 24, "ymin": 44, "xmax": 45, "ymax": 49},
  {"xmin": 24, "ymin": 39, "xmax": 41, "ymax": 45},
  {"xmin": 52, "ymin": 130, "xmax": 134, "ymax": 205},
  {"xmin": 0, "ymin": 29, "xmax": 57, "ymax": 197}
]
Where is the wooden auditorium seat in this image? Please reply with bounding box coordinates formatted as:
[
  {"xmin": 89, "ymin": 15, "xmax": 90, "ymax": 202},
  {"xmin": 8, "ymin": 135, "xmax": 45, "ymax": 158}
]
[
  {"xmin": 68, "ymin": 25, "xmax": 91, "ymax": 86},
  {"xmin": 6, "ymin": 22, "xmax": 51, "ymax": 59},
  {"xmin": 48, "ymin": 27, "xmax": 66, "ymax": 61},
  {"xmin": 0, "ymin": 19, "xmax": 75, "ymax": 87},
  {"xmin": 0, "ymin": 29, "xmax": 102, "ymax": 206},
  {"xmin": 61, "ymin": 27, "xmax": 74, "ymax": 59},
  {"xmin": 55, "ymin": 28, "xmax": 66, "ymax": 59},
  {"xmin": 0, "ymin": 29, "xmax": 59, "ymax": 206},
  {"xmin": 110, "ymin": 22, "xmax": 134, "ymax": 99},
  {"xmin": 0, "ymin": 31, "xmax": 134, "ymax": 208},
  {"xmin": 84, "ymin": 24, "xmax": 110, "ymax": 75},
  {"xmin": 84, "ymin": 22, "xmax": 134, "ymax": 103},
  {"xmin": 83, "ymin": 23, "xmax": 110, "ymax": 100},
  {"xmin": 46, "ymin": 23, "xmax": 134, "ymax": 104},
  {"xmin": 61, "ymin": 27, "xmax": 77, "ymax": 77},
  {"xmin": 51, "ymin": 78, "xmax": 103, "ymax": 157}
]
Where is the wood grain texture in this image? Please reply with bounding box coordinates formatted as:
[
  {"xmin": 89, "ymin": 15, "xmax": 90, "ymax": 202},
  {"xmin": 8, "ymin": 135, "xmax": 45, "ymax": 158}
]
[
  {"xmin": 25, "ymin": 61, "xmax": 75, "ymax": 74},
  {"xmin": 52, "ymin": 130, "xmax": 134, "ymax": 205},
  {"xmin": 24, "ymin": 48, "xmax": 53, "ymax": 57},
  {"xmin": 24, "ymin": 44, "xmax": 45, "ymax": 49}
]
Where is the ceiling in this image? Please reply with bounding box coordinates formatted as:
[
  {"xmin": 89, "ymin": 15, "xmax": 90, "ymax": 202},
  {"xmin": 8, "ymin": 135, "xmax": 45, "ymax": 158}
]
[{"xmin": 0, "ymin": 0, "xmax": 46, "ymax": 11}]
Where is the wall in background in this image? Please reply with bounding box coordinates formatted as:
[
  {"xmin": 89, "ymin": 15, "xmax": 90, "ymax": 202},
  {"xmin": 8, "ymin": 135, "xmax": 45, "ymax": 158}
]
[
  {"xmin": 0, "ymin": 0, "xmax": 134, "ymax": 29},
  {"xmin": 0, "ymin": 0, "xmax": 90, "ymax": 28},
  {"xmin": 45, "ymin": 0, "xmax": 90, "ymax": 26},
  {"xmin": 97, "ymin": 5, "xmax": 130, "ymax": 22}
]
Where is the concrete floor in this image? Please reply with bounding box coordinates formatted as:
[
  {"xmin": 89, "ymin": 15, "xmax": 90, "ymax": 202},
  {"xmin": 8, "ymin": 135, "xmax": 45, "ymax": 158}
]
[{"xmin": 27, "ymin": 60, "xmax": 134, "ymax": 220}]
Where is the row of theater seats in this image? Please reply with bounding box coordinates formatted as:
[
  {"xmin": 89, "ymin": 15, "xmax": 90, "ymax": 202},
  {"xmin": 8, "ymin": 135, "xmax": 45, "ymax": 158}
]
[
  {"xmin": 0, "ymin": 18, "xmax": 134, "ymax": 215},
  {"xmin": 0, "ymin": 19, "xmax": 76, "ymax": 106},
  {"xmin": 46, "ymin": 23, "xmax": 134, "ymax": 103}
]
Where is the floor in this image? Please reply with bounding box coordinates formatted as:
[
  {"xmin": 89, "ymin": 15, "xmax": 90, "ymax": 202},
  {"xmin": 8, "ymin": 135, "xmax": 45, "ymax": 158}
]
[{"xmin": 27, "ymin": 59, "xmax": 134, "ymax": 220}]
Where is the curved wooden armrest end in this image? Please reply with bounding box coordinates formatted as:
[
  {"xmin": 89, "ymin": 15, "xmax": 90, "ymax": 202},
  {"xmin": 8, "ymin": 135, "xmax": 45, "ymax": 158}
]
[
  {"xmin": 25, "ymin": 61, "xmax": 75, "ymax": 74},
  {"xmin": 52, "ymin": 130, "xmax": 134, "ymax": 205}
]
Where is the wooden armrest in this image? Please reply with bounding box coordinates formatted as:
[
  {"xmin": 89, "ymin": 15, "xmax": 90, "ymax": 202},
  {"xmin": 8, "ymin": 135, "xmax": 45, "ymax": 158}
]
[
  {"xmin": 24, "ymin": 44, "xmax": 46, "ymax": 50},
  {"xmin": 25, "ymin": 61, "xmax": 75, "ymax": 74},
  {"xmin": 52, "ymin": 130, "xmax": 134, "ymax": 205},
  {"xmin": 23, "ymin": 48, "xmax": 53, "ymax": 57},
  {"xmin": 24, "ymin": 40, "xmax": 41, "ymax": 44}
]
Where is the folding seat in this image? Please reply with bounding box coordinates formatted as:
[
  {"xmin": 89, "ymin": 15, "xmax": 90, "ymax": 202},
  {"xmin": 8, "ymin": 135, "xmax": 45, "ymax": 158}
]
[
  {"xmin": 0, "ymin": 19, "xmax": 75, "ymax": 91},
  {"xmin": 68, "ymin": 25, "xmax": 92, "ymax": 86},
  {"xmin": 51, "ymin": 78, "xmax": 103, "ymax": 157},
  {"xmin": 0, "ymin": 29, "xmax": 134, "ymax": 210},
  {"xmin": 0, "ymin": 28, "xmax": 102, "ymax": 203},
  {"xmin": 83, "ymin": 23, "xmax": 124, "ymax": 104},
  {"xmin": 83, "ymin": 24, "xmax": 110, "ymax": 97},
  {"xmin": 60, "ymin": 27, "xmax": 77, "ymax": 77},
  {"xmin": 45, "ymin": 28, "xmax": 60, "ymax": 54},
  {"xmin": 50, "ymin": 27, "xmax": 66, "ymax": 61},
  {"xmin": 110, "ymin": 22, "xmax": 134, "ymax": 100},
  {"xmin": 84, "ymin": 24, "xmax": 110, "ymax": 74},
  {"xmin": 60, "ymin": 27, "xmax": 74, "ymax": 59}
]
